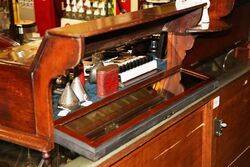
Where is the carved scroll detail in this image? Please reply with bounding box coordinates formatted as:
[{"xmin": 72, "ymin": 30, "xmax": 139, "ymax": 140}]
[{"xmin": 31, "ymin": 35, "xmax": 83, "ymax": 151}]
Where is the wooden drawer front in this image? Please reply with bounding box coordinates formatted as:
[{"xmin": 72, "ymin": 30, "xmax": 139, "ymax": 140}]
[
  {"xmin": 217, "ymin": 72, "xmax": 249, "ymax": 105},
  {"xmin": 112, "ymin": 106, "xmax": 204, "ymax": 167}
]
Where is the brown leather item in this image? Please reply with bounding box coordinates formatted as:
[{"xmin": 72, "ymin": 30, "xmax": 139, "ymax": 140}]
[{"xmin": 97, "ymin": 64, "xmax": 119, "ymax": 97}]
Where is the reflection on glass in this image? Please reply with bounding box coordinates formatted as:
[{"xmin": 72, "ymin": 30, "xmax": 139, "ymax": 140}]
[{"xmin": 65, "ymin": 71, "xmax": 205, "ymax": 142}]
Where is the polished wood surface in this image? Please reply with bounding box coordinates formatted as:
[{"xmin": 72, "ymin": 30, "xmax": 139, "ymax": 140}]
[
  {"xmin": 48, "ymin": 2, "xmax": 205, "ymax": 38},
  {"xmin": 209, "ymin": 0, "xmax": 235, "ymax": 19},
  {"xmin": 110, "ymin": 104, "xmax": 211, "ymax": 167},
  {"xmin": 213, "ymin": 72, "xmax": 250, "ymax": 166}
]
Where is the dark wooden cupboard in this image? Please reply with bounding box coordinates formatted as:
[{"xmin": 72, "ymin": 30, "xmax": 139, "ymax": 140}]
[{"xmin": 213, "ymin": 72, "xmax": 250, "ymax": 166}]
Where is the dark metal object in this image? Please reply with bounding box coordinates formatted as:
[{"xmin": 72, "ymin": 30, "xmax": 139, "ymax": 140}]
[
  {"xmin": 156, "ymin": 31, "xmax": 168, "ymax": 59},
  {"xmin": 89, "ymin": 61, "xmax": 104, "ymax": 84},
  {"xmin": 214, "ymin": 118, "xmax": 228, "ymax": 137}
]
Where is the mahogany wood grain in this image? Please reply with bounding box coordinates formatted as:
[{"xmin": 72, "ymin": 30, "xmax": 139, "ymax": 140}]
[
  {"xmin": 209, "ymin": 0, "xmax": 235, "ymax": 19},
  {"xmin": 0, "ymin": 0, "xmax": 248, "ymax": 160},
  {"xmin": 111, "ymin": 105, "xmax": 204, "ymax": 167},
  {"xmin": 0, "ymin": 65, "xmax": 35, "ymax": 133},
  {"xmin": 31, "ymin": 35, "xmax": 82, "ymax": 151},
  {"xmin": 97, "ymin": 99, "xmax": 214, "ymax": 166},
  {"xmin": 202, "ymin": 100, "xmax": 213, "ymax": 167},
  {"xmin": 213, "ymin": 72, "xmax": 250, "ymax": 166},
  {"xmin": 0, "ymin": 34, "xmax": 82, "ymax": 152}
]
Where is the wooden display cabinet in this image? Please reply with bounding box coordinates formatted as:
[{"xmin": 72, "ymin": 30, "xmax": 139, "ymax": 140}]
[
  {"xmin": 0, "ymin": 2, "xmax": 207, "ymax": 159},
  {"xmin": 0, "ymin": 0, "xmax": 249, "ymax": 165}
]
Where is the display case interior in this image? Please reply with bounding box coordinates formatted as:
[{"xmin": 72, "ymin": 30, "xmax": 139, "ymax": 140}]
[{"xmin": 54, "ymin": 66, "xmax": 217, "ymax": 160}]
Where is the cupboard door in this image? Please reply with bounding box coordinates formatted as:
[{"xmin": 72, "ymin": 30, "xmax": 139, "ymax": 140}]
[
  {"xmin": 214, "ymin": 73, "xmax": 250, "ymax": 166},
  {"xmin": 112, "ymin": 106, "xmax": 205, "ymax": 167}
]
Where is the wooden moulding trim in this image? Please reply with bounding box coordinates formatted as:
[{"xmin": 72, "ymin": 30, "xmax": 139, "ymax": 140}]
[
  {"xmin": 56, "ymin": 125, "xmax": 94, "ymax": 147},
  {"xmin": 0, "ymin": 125, "xmax": 51, "ymax": 152},
  {"xmin": 31, "ymin": 34, "xmax": 83, "ymax": 152},
  {"xmin": 201, "ymin": 100, "xmax": 213, "ymax": 166}
]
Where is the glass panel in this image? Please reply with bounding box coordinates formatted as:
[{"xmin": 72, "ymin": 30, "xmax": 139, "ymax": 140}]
[{"xmin": 65, "ymin": 71, "xmax": 205, "ymax": 141}]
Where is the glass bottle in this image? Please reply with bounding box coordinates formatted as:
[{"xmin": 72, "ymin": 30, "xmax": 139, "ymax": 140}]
[{"xmin": 85, "ymin": 8, "xmax": 93, "ymax": 21}]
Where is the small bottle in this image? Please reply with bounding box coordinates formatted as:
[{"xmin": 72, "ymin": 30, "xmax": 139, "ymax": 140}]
[
  {"xmin": 65, "ymin": 0, "xmax": 72, "ymax": 18},
  {"xmin": 84, "ymin": 0, "xmax": 92, "ymax": 8},
  {"xmin": 85, "ymin": 8, "xmax": 93, "ymax": 21},
  {"xmin": 107, "ymin": 1, "xmax": 113, "ymax": 16},
  {"xmin": 98, "ymin": 1, "xmax": 105, "ymax": 9},
  {"xmin": 77, "ymin": 0, "xmax": 85, "ymax": 19},
  {"xmin": 92, "ymin": 1, "xmax": 99, "ymax": 8},
  {"xmin": 71, "ymin": 0, "xmax": 78, "ymax": 19},
  {"xmin": 78, "ymin": 7, "xmax": 85, "ymax": 20},
  {"xmin": 93, "ymin": 9, "xmax": 100, "ymax": 19},
  {"xmin": 100, "ymin": 8, "xmax": 106, "ymax": 17}
]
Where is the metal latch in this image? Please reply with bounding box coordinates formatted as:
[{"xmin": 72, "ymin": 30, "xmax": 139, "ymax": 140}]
[{"xmin": 214, "ymin": 118, "xmax": 227, "ymax": 137}]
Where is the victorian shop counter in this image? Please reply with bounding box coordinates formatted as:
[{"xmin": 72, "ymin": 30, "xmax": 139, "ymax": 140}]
[{"xmin": 0, "ymin": 0, "xmax": 249, "ymax": 166}]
